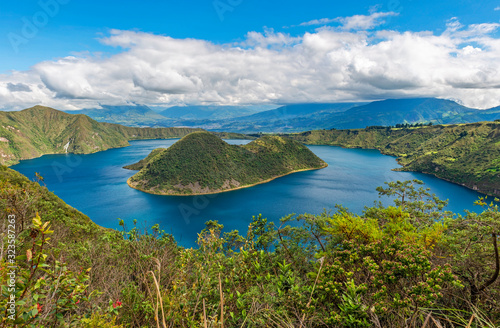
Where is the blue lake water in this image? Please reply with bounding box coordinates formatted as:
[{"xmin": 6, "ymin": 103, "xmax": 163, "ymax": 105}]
[{"xmin": 12, "ymin": 139, "xmax": 485, "ymax": 247}]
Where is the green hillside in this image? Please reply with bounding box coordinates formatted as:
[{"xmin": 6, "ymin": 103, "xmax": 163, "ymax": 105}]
[
  {"xmin": 2, "ymin": 165, "xmax": 500, "ymax": 327},
  {"xmin": 127, "ymin": 131, "xmax": 327, "ymax": 195},
  {"xmin": 0, "ymin": 106, "xmax": 129, "ymax": 165},
  {"xmin": 0, "ymin": 106, "xmax": 203, "ymax": 165},
  {"xmin": 285, "ymin": 122, "xmax": 500, "ymax": 195}
]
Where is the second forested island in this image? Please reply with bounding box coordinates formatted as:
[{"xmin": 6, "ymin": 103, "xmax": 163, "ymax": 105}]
[{"xmin": 125, "ymin": 131, "xmax": 328, "ymax": 195}]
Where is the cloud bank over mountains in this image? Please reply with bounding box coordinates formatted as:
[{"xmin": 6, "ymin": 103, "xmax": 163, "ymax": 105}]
[{"xmin": 1, "ymin": 12, "xmax": 500, "ymax": 110}]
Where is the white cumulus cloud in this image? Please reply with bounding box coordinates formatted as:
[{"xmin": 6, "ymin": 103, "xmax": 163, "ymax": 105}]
[
  {"xmin": 299, "ymin": 18, "xmax": 337, "ymax": 27},
  {"xmin": 294, "ymin": 11, "xmax": 398, "ymax": 30},
  {"xmin": 1, "ymin": 15, "xmax": 500, "ymax": 110},
  {"xmin": 337, "ymin": 12, "xmax": 399, "ymax": 31}
]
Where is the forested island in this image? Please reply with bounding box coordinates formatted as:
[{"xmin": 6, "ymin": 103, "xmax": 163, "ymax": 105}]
[{"xmin": 126, "ymin": 131, "xmax": 327, "ymax": 195}]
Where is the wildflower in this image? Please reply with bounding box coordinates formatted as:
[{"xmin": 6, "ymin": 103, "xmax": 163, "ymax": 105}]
[
  {"xmin": 37, "ymin": 303, "xmax": 42, "ymax": 312},
  {"xmin": 113, "ymin": 300, "xmax": 122, "ymax": 308}
]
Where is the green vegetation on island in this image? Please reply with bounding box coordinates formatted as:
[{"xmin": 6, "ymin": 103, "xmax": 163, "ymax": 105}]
[
  {"xmin": 127, "ymin": 131, "xmax": 327, "ymax": 195},
  {"xmin": 285, "ymin": 122, "xmax": 500, "ymax": 196},
  {"xmin": 1, "ymin": 167, "xmax": 500, "ymax": 327}
]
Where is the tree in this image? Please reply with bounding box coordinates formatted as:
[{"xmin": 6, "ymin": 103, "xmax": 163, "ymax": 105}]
[
  {"xmin": 445, "ymin": 198, "xmax": 500, "ymax": 305},
  {"xmin": 374, "ymin": 179, "xmax": 450, "ymax": 225}
]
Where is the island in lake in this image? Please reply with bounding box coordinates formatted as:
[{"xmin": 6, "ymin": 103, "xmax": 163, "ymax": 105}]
[{"xmin": 125, "ymin": 131, "xmax": 327, "ymax": 195}]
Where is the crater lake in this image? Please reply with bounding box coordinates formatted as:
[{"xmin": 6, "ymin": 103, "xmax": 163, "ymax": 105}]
[{"xmin": 12, "ymin": 139, "xmax": 485, "ymax": 247}]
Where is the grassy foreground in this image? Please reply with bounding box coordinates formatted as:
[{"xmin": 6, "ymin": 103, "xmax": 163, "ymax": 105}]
[{"xmin": 1, "ymin": 166, "xmax": 500, "ymax": 327}]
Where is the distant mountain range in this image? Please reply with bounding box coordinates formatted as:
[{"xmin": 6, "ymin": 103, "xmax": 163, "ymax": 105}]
[
  {"xmin": 321, "ymin": 98, "xmax": 477, "ymax": 130},
  {"xmin": 204, "ymin": 98, "xmax": 500, "ymax": 132},
  {"xmin": 65, "ymin": 98, "xmax": 500, "ymax": 133},
  {"xmin": 68, "ymin": 105, "xmax": 268, "ymax": 127},
  {"xmin": 68, "ymin": 105, "xmax": 169, "ymax": 126},
  {"xmin": 159, "ymin": 105, "xmax": 264, "ymax": 120}
]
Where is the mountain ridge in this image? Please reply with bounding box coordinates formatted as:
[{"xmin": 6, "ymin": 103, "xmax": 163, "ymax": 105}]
[
  {"xmin": 67, "ymin": 104, "xmax": 170, "ymax": 127},
  {"xmin": 205, "ymin": 98, "xmax": 492, "ymax": 133},
  {"xmin": 0, "ymin": 106, "xmax": 203, "ymax": 165},
  {"xmin": 285, "ymin": 122, "xmax": 500, "ymax": 196},
  {"xmin": 159, "ymin": 105, "xmax": 265, "ymax": 120},
  {"xmin": 55, "ymin": 98, "xmax": 500, "ymax": 133}
]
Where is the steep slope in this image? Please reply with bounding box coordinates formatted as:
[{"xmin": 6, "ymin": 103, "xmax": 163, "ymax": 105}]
[
  {"xmin": 0, "ymin": 106, "xmax": 129, "ymax": 165},
  {"xmin": 0, "ymin": 106, "xmax": 202, "ymax": 165},
  {"xmin": 127, "ymin": 132, "xmax": 327, "ymax": 195},
  {"xmin": 0, "ymin": 164, "xmax": 108, "ymax": 248},
  {"xmin": 286, "ymin": 122, "xmax": 500, "ymax": 195}
]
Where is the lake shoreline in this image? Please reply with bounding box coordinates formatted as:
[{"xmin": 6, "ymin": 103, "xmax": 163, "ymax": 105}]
[
  {"xmin": 127, "ymin": 163, "xmax": 329, "ymax": 196},
  {"xmin": 307, "ymin": 143, "xmax": 496, "ymax": 197},
  {"xmin": 11, "ymin": 139, "xmax": 485, "ymax": 248}
]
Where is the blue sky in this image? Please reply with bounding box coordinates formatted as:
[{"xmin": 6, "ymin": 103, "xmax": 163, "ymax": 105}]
[
  {"xmin": 1, "ymin": 0, "xmax": 500, "ymax": 109},
  {"xmin": 1, "ymin": 0, "xmax": 499, "ymax": 72}
]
